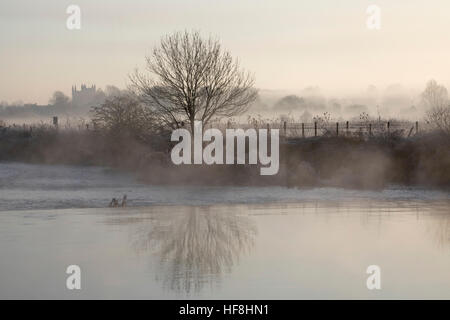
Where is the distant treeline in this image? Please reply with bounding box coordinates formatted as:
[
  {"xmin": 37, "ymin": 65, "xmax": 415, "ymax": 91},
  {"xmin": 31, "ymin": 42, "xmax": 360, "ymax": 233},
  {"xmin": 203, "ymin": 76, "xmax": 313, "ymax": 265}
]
[
  {"xmin": 0, "ymin": 104, "xmax": 75, "ymax": 118},
  {"xmin": 0, "ymin": 85, "xmax": 123, "ymax": 119}
]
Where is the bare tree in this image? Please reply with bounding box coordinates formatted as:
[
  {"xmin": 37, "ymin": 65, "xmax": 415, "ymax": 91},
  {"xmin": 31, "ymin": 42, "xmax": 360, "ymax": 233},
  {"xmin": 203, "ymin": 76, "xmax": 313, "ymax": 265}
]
[
  {"xmin": 422, "ymin": 80, "xmax": 448, "ymax": 109},
  {"xmin": 422, "ymin": 80, "xmax": 450, "ymax": 134},
  {"xmin": 130, "ymin": 31, "xmax": 257, "ymax": 133}
]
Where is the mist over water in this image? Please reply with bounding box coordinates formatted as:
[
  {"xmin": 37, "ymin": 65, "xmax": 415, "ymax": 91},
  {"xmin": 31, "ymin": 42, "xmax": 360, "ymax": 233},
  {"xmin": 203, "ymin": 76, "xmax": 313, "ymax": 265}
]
[{"xmin": 0, "ymin": 162, "xmax": 448, "ymax": 212}]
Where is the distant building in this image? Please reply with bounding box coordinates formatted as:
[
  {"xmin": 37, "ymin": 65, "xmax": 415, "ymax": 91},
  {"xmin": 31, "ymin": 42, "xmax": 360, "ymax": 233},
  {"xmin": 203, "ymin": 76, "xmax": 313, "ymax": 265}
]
[{"xmin": 72, "ymin": 84, "xmax": 97, "ymax": 107}]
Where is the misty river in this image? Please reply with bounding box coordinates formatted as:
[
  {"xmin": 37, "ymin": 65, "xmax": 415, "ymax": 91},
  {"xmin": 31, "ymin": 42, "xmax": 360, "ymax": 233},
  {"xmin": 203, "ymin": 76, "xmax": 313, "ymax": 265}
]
[{"xmin": 0, "ymin": 162, "xmax": 449, "ymax": 299}]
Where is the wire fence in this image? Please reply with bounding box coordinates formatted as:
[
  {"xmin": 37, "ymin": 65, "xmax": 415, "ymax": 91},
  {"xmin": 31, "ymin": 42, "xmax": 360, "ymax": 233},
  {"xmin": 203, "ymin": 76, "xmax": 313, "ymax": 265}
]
[
  {"xmin": 1, "ymin": 117, "xmax": 424, "ymax": 139},
  {"xmin": 209, "ymin": 120, "xmax": 422, "ymax": 139}
]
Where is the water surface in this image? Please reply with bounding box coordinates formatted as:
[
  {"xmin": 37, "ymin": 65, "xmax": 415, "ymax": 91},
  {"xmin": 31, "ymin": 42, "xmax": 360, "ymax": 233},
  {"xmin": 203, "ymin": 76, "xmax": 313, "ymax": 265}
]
[
  {"xmin": 0, "ymin": 201, "xmax": 449, "ymax": 299},
  {"xmin": 0, "ymin": 162, "xmax": 448, "ymax": 211},
  {"xmin": 0, "ymin": 162, "xmax": 449, "ymax": 299}
]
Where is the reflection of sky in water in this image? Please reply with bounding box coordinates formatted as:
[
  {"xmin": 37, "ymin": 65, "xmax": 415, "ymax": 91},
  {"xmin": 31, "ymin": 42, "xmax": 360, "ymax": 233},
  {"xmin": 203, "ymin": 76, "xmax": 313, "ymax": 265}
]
[{"xmin": 0, "ymin": 202, "xmax": 449, "ymax": 299}]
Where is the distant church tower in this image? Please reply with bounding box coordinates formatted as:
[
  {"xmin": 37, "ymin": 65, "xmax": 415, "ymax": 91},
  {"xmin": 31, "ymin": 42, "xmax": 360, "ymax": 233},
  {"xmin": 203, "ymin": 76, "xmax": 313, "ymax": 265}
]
[{"xmin": 72, "ymin": 84, "xmax": 97, "ymax": 107}]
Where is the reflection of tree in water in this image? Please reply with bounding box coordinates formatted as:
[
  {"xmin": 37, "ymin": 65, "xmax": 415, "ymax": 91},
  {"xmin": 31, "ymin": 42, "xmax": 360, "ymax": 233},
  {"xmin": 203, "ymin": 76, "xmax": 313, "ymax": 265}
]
[
  {"xmin": 130, "ymin": 206, "xmax": 257, "ymax": 294},
  {"xmin": 426, "ymin": 213, "xmax": 450, "ymax": 249},
  {"xmin": 354, "ymin": 201, "xmax": 450, "ymax": 249}
]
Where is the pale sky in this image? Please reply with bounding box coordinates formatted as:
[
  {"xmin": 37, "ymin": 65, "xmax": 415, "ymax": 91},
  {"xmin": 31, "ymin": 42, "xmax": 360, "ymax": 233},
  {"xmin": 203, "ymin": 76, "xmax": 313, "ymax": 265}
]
[{"xmin": 1, "ymin": 0, "xmax": 450, "ymax": 104}]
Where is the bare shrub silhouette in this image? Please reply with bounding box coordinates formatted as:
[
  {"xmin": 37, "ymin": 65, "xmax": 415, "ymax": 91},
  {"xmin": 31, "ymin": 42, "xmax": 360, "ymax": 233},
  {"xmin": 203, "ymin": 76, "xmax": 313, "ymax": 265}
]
[
  {"xmin": 422, "ymin": 80, "xmax": 450, "ymax": 135},
  {"xmin": 426, "ymin": 106, "xmax": 450, "ymax": 135},
  {"xmin": 91, "ymin": 93, "xmax": 159, "ymax": 140}
]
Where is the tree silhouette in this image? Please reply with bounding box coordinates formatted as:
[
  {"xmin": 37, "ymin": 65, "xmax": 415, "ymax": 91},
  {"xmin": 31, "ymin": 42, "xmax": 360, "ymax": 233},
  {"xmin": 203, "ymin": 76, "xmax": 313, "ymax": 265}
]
[{"xmin": 130, "ymin": 31, "xmax": 257, "ymax": 133}]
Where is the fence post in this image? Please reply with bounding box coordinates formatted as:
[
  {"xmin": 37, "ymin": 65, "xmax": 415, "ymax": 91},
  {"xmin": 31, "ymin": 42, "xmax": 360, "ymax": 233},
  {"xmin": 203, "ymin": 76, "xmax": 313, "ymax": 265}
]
[
  {"xmin": 314, "ymin": 122, "xmax": 317, "ymax": 137},
  {"xmin": 283, "ymin": 121, "xmax": 287, "ymax": 136},
  {"xmin": 266, "ymin": 123, "xmax": 270, "ymax": 135},
  {"xmin": 302, "ymin": 123, "xmax": 305, "ymax": 138},
  {"xmin": 369, "ymin": 123, "xmax": 372, "ymax": 136},
  {"xmin": 387, "ymin": 121, "xmax": 390, "ymax": 135},
  {"xmin": 336, "ymin": 122, "xmax": 339, "ymax": 136},
  {"xmin": 415, "ymin": 121, "xmax": 418, "ymax": 135},
  {"xmin": 346, "ymin": 121, "xmax": 349, "ymax": 135},
  {"xmin": 53, "ymin": 116, "xmax": 58, "ymax": 128}
]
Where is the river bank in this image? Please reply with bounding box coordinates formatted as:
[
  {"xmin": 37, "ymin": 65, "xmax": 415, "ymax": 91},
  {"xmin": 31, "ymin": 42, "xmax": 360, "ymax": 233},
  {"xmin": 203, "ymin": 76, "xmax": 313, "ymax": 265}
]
[{"xmin": 1, "ymin": 127, "xmax": 449, "ymax": 189}]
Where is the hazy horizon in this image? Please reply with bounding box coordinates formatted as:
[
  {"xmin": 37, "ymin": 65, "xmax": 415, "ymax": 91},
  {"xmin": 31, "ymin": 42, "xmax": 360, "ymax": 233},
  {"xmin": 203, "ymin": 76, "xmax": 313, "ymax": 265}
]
[{"xmin": 1, "ymin": 0, "xmax": 450, "ymax": 104}]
